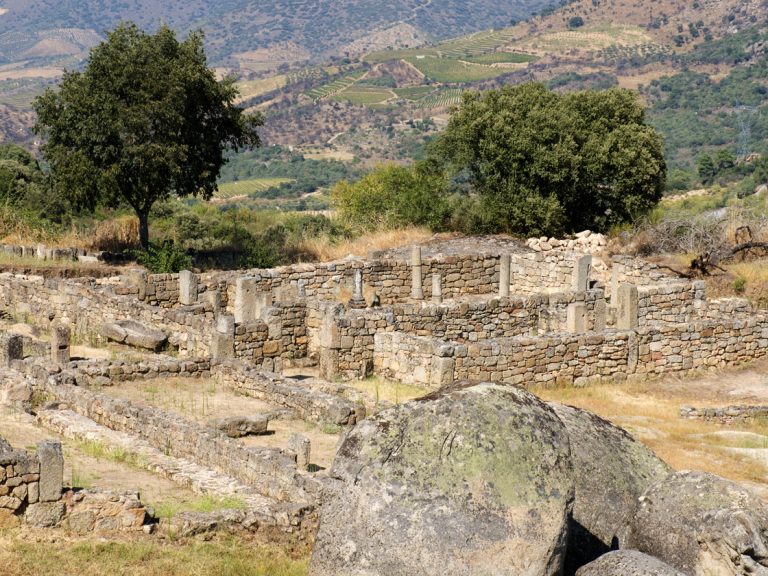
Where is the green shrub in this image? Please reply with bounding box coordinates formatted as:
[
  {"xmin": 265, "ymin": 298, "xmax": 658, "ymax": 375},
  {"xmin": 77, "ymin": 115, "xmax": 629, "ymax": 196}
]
[{"xmin": 133, "ymin": 241, "xmax": 192, "ymax": 273}]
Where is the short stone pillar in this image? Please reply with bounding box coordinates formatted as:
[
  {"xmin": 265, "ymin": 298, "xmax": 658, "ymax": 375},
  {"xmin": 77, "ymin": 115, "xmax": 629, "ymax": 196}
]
[
  {"xmin": 289, "ymin": 433, "xmax": 311, "ymax": 472},
  {"xmin": 348, "ymin": 269, "xmax": 367, "ymax": 309},
  {"xmin": 498, "ymin": 254, "xmax": 510, "ymax": 298},
  {"xmin": 51, "ymin": 324, "xmax": 70, "ymax": 366},
  {"xmin": 204, "ymin": 289, "xmax": 221, "ymax": 313},
  {"xmin": 178, "ymin": 270, "xmax": 199, "ymax": 306},
  {"xmin": 211, "ymin": 314, "xmax": 235, "ymax": 362},
  {"xmin": 616, "ymin": 284, "xmax": 639, "ymax": 330},
  {"xmin": 0, "ymin": 334, "xmax": 23, "ymax": 367},
  {"xmin": 610, "ymin": 262, "xmax": 624, "ymax": 303},
  {"xmin": 37, "ymin": 440, "xmax": 63, "ymax": 502},
  {"xmin": 297, "ymin": 280, "xmax": 307, "ymax": 298},
  {"xmin": 431, "ymin": 273, "xmax": 443, "ymax": 304},
  {"xmin": 127, "ymin": 269, "xmax": 148, "ymax": 301},
  {"xmin": 566, "ymin": 302, "xmax": 586, "ymax": 334},
  {"xmin": 234, "ymin": 277, "xmax": 259, "ymax": 323},
  {"xmin": 36, "ymin": 243, "xmax": 46, "ymax": 260},
  {"xmin": 411, "ymin": 246, "xmax": 424, "ymax": 300},
  {"xmin": 572, "ymin": 255, "xmax": 592, "ymax": 292},
  {"xmin": 594, "ymin": 297, "xmax": 607, "ymax": 332}
]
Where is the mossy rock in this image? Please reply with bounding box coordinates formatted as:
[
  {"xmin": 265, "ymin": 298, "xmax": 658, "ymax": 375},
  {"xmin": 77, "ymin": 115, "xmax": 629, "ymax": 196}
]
[{"xmin": 310, "ymin": 381, "xmax": 574, "ymax": 576}]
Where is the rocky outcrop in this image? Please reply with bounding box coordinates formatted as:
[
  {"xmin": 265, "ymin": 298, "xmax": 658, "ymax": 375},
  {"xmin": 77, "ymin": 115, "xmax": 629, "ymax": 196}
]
[
  {"xmin": 309, "ymin": 381, "xmax": 574, "ymax": 576},
  {"xmin": 549, "ymin": 403, "xmax": 670, "ymax": 572},
  {"xmin": 575, "ymin": 551, "xmax": 685, "ymax": 575},
  {"xmin": 99, "ymin": 320, "xmax": 167, "ymax": 351},
  {"xmin": 628, "ymin": 471, "xmax": 768, "ymax": 575}
]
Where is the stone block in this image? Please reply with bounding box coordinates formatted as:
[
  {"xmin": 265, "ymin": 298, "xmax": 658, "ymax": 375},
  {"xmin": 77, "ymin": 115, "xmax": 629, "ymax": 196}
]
[
  {"xmin": 616, "ymin": 284, "xmax": 639, "ymax": 330},
  {"xmin": 431, "ymin": 273, "xmax": 443, "ymax": 304},
  {"xmin": 205, "ymin": 289, "xmax": 221, "ymax": 312},
  {"xmin": 567, "ymin": 303, "xmax": 586, "ymax": 334},
  {"xmin": 289, "ymin": 433, "xmax": 311, "ymax": 471},
  {"xmin": 178, "ymin": 270, "xmax": 199, "ymax": 306},
  {"xmin": 594, "ymin": 298, "xmax": 607, "ymax": 332},
  {"xmin": 0, "ymin": 334, "xmax": 23, "ymax": 367},
  {"xmin": 36, "ymin": 440, "xmax": 63, "ymax": 503},
  {"xmin": 51, "ymin": 324, "xmax": 70, "ymax": 366},
  {"xmin": 24, "ymin": 501, "xmax": 65, "ymax": 527},
  {"xmin": 210, "ymin": 415, "xmax": 269, "ymax": 438},
  {"xmin": 499, "ymin": 253, "xmax": 510, "ymax": 297},
  {"xmin": 216, "ymin": 314, "xmax": 236, "ymax": 336},
  {"xmin": 234, "ymin": 277, "xmax": 259, "ymax": 323},
  {"xmin": 572, "ymin": 255, "xmax": 592, "ymax": 292}
]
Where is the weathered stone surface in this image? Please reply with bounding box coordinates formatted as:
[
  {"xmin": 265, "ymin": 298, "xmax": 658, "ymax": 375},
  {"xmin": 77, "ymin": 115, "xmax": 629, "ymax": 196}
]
[
  {"xmin": 210, "ymin": 415, "xmax": 269, "ymax": 438},
  {"xmin": 575, "ymin": 551, "xmax": 685, "ymax": 576},
  {"xmin": 99, "ymin": 320, "xmax": 167, "ymax": 351},
  {"xmin": 549, "ymin": 403, "xmax": 670, "ymax": 572},
  {"xmin": 310, "ymin": 382, "xmax": 574, "ymax": 576},
  {"xmin": 24, "ymin": 501, "xmax": 65, "ymax": 527},
  {"xmin": 288, "ymin": 433, "xmax": 311, "ymax": 471},
  {"xmin": 628, "ymin": 471, "xmax": 768, "ymax": 575},
  {"xmin": 37, "ymin": 440, "xmax": 63, "ymax": 502}
]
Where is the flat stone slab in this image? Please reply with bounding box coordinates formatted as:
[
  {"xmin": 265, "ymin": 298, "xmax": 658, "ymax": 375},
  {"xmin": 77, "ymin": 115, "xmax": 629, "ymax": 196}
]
[
  {"xmin": 100, "ymin": 320, "xmax": 167, "ymax": 351},
  {"xmin": 209, "ymin": 415, "xmax": 269, "ymax": 438}
]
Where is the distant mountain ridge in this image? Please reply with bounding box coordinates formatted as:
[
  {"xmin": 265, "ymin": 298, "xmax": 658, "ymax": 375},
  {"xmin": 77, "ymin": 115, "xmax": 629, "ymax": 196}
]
[{"xmin": 0, "ymin": 0, "xmax": 559, "ymax": 68}]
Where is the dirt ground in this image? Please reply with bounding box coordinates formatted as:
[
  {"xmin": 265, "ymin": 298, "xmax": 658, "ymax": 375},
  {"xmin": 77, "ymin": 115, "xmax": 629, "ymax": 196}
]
[
  {"xmin": 0, "ymin": 406, "xmax": 200, "ymax": 512},
  {"xmin": 98, "ymin": 377, "xmax": 343, "ymax": 469},
  {"xmin": 534, "ymin": 359, "xmax": 768, "ymax": 498}
]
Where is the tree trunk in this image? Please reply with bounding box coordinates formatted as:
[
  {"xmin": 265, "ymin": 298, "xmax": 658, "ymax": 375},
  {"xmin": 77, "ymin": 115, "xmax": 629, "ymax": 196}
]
[{"xmin": 137, "ymin": 209, "xmax": 150, "ymax": 250}]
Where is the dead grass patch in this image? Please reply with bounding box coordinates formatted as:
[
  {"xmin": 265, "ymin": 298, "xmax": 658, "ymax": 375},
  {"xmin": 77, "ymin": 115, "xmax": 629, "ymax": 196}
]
[
  {"xmin": 300, "ymin": 226, "xmax": 433, "ymax": 261},
  {"xmin": 533, "ymin": 374, "xmax": 768, "ymax": 490}
]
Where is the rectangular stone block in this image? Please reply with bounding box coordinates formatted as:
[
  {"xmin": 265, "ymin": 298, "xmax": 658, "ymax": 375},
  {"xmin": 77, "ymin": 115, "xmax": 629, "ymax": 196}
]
[
  {"xmin": 610, "ymin": 262, "xmax": 624, "ymax": 302},
  {"xmin": 594, "ymin": 297, "xmax": 607, "ymax": 332},
  {"xmin": 498, "ymin": 253, "xmax": 510, "ymax": 297},
  {"xmin": 51, "ymin": 324, "xmax": 70, "ymax": 366},
  {"xmin": 288, "ymin": 433, "xmax": 311, "ymax": 471},
  {"xmin": 205, "ymin": 289, "xmax": 222, "ymax": 312},
  {"xmin": 566, "ymin": 302, "xmax": 586, "ymax": 334},
  {"xmin": 36, "ymin": 440, "xmax": 63, "ymax": 502},
  {"xmin": 234, "ymin": 277, "xmax": 259, "ymax": 323},
  {"xmin": 572, "ymin": 255, "xmax": 592, "ymax": 292},
  {"xmin": 616, "ymin": 284, "xmax": 639, "ymax": 330},
  {"xmin": 178, "ymin": 270, "xmax": 199, "ymax": 306},
  {"xmin": 0, "ymin": 334, "xmax": 23, "ymax": 367}
]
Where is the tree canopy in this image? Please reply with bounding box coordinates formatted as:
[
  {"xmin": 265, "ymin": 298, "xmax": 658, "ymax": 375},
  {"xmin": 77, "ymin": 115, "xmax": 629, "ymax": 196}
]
[
  {"xmin": 433, "ymin": 83, "xmax": 666, "ymax": 236},
  {"xmin": 33, "ymin": 23, "xmax": 263, "ymax": 248}
]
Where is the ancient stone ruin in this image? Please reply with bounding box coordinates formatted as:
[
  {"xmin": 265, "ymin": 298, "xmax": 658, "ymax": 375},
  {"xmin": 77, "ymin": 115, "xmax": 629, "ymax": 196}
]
[{"xmin": 1, "ymin": 234, "xmax": 768, "ymax": 573}]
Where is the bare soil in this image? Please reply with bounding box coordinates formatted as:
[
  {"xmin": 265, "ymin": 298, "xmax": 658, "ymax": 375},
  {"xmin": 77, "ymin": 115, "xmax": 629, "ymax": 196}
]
[{"xmin": 98, "ymin": 378, "xmax": 343, "ymax": 469}]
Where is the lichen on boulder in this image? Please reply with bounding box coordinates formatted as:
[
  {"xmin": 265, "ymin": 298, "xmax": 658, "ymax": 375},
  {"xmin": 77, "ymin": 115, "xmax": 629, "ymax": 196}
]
[{"xmin": 309, "ymin": 381, "xmax": 575, "ymax": 576}]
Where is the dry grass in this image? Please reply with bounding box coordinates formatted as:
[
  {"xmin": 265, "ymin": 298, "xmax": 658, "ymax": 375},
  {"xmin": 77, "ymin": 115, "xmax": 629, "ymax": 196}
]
[
  {"xmin": 533, "ymin": 373, "xmax": 768, "ymax": 491},
  {"xmin": 300, "ymin": 226, "xmax": 433, "ymax": 261},
  {"xmin": 0, "ymin": 530, "xmax": 307, "ymax": 576},
  {"xmin": 347, "ymin": 376, "xmax": 428, "ymax": 407}
]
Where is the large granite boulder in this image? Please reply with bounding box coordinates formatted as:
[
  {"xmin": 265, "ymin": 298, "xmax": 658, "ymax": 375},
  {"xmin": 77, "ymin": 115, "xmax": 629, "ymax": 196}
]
[
  {"xmin": 100, "ymin": 320, "xmax": 167, "ymax": 351},
  {"xmin": 575, "ymin": 551, "xmax": 685, "ymax": 576},
  {"xmin": 628, "ymin": 471, "xmax": 768, "ymax": 575},
  {"xmin": 309, "ymin": 382, "xmax": 575, "ymax": 576},
  {"xmin": 549, "ymin": 403, "xmax": 670, "ymax": 573}
]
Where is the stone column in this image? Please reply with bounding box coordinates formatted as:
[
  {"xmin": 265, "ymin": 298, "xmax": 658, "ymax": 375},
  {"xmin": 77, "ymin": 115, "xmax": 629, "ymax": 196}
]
[
  {"xmin": 204, "ymin": 289, "xmax": 221, "ymax": 314},
  {"xmin": 289, "ymin": 433, "xmax": 311, "ymax": 472},
  {"xmin": 616, "ymin": 284, "xmax": 639, "ymax": 330},
  {"xmin": 572, "ymin": 255, "xmax": 592, "ymax": 292},
  {"xmin": 178, "ymin": 270, "xmax": 199, "ymax": 306},
  {"xmin": 566, "ymin": 302, "xmax": 586, "ymax": 334},
  {"xmin": 234, "ymin": 277, "xmax": 258, "ymax": 323},
  {"xmin": 432, "ymin": 273, "xmax": 443, "ymax": 304},
  {"xmin": 0, "ymin": 334, "xmax": 23, "ymax": 367},
  {"xmin": 610, "ymin": 262, "xmax": 624, "ymax": 303},
  {"xmin": 51, "ymin": 324, "xmax": 70, "ymax": 366},
  {"xmin": 594, "ymin": 297, "xmax": 607, "ymax": 332},
  {"xmin": 411, "ymin": 246, "xmax": 424, "ymax": 300},
  {"xmin": 498, "ymin": 254, "xmax": 510, "ymax": 298},
  {"xmin": 348, "ymin": 269, "xmax": 367, "ymax": 309},
  {"xmin": 37, "ymin": 440, "xmax": 63, "ymax": 502},
  {"xmin": 36, "ymin": 244, "xmax": 46, "ymax": 260},
  {"xmin": 211, "ymin": 314, "xmax": 235, "ymax": 362}
]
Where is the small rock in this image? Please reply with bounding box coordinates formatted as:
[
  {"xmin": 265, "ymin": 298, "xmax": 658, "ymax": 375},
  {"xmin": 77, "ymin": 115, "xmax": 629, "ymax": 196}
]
[{"xmin": 209, "ymin": 415, "xmax": 269, "ymax": 438}]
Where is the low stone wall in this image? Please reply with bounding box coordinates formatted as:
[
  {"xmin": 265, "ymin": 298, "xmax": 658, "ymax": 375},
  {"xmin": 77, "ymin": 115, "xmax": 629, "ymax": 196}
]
[
  {"xmin": 73, "ymin": 357, "xmax": 211, "ymax": 385},
  {"xmin": 508, "ymin": 251, "xmax": 584, "ymax": 294},
  {"xmin": 679, "ymin": 404, "xmax": 768, "ymax": 425},
  {"xmin": 57, "ymin": 489, "xmax": 149, "ymax": 533},
  {"xmin": 636, "ymin": 282, "xmax": 706, "ymax": 325},
  {"xmin": 212, "ymin": 360, "xmax": 362, "ymax": 425},
  {"xmin": 40, "ymin": 370, "xmax": 321, "ymax": 505},
  {"xmin": 0, "ymin": 274, "xmax": 215, "ymax": 357},
  {"xmin": 374, "ymin": 315, "xmax": 768, "ymax": 388},
  {"xmin": 0, "ymin": 444, "xmax": 42, "ymax": 514}
]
